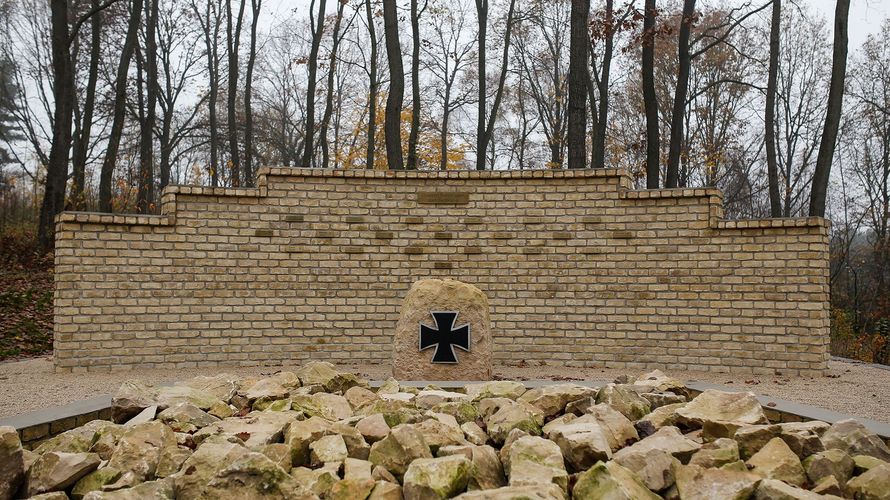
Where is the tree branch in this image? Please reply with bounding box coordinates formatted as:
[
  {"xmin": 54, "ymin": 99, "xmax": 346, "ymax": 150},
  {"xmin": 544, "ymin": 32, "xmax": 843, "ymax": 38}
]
[{"xmin": 69, "ymin": 0, "xmax": 125, "ymax": 47}]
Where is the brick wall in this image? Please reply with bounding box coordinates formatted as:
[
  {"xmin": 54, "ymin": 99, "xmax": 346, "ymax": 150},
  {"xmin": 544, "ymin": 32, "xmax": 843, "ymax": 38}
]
[{"xmin": 53, "ymin": 168, "xmax": 830, "ymax": 375}]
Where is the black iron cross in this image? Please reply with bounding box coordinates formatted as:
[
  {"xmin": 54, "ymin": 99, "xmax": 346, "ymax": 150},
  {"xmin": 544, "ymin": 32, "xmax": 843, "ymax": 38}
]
[{"xmin": 419, "ymin": 311, "xmax": 470, "ymax": 364}]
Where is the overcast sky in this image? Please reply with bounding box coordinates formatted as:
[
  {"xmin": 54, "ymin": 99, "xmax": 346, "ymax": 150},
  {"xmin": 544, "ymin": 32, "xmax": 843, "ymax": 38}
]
[{"xmin": 261, "ymin": 0, "xmax": 890, "ymax": 51}]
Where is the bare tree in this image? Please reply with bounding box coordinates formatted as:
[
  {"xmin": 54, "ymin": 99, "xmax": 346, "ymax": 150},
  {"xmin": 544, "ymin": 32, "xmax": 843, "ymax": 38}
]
[
  {"xmin": 567, "ymin": 0, "xmax": 590, "ymax": 169},
  {"xmin": 243, "ymin": 0, "xmax": 261, "ymax": 185},
  {"xmin": 664, "ymin": 0, "xmax": 695, "ymax": 187},
  {"xmin": 642, "ymin": 0, "xmax": 659, "ymax": 187},
  {"xmin": 225, "ymin": 0, "xmax": 246, "ymax": 185},
  {"xmin": 475, "ymin": 0, "xmax": 517, "ymax": 170},
  {"xmin": 136, "ymin": 0, "xmax": 159, "ymax": 212},
  {"xmin": 320, "ymin": 0, "xmax": 352, "ymax": 168},
  {"xmin": 301, "ymin": 0, "xmax": 327, "ymax": 168},
  {"xmin": 191, "ymin": 0, "xmax": 224, "ymax": 186},
  {"xmin": 70, "ymin": 0, "xmax": 103, "ymax": 209},
  {"xmin": 407, "ymin": 0, "xmax": 429, "ymax": 170},
  {"xmin": 364, "ymin": 0, "xmax": 379, "ymax": 169},
  {"xmin": 382, "ymin": 0, "xmax": 404, "ymax": 169},
  {"xmin": 765, "ymin": 0, "xmax": 781, "ymax": 216},
  {"xmin": 810, "ymin": 0, "xmax": 850, "ymax": 217}
]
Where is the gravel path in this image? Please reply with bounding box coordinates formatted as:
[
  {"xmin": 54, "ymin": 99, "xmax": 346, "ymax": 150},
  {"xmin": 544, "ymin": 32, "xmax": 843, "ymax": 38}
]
[{"xmin": 1, "ymin": 356, "xmax": 888, "ymax": 423}]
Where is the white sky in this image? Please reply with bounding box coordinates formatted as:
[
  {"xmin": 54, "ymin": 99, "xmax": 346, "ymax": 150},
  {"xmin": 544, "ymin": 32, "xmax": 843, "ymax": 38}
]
[{"xmin": 262, "ymin": 0, "xmax": 890, "ymax": 51}]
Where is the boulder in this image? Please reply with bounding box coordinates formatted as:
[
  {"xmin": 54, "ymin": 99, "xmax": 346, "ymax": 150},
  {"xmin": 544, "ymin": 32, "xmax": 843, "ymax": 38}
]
[
  {"xmin": 368, "ymin": 424, "xmax": 433, "ymax": 480},
  {"xmin": 415, "ymin": 417, "xmax": 468, "ymax": 454},
  {"xmin": 484, "ymin": 401, "xmax": 544, "ymax": 445},
  {"xmin": 296, "ymin": 361, "xmax": 366, "ymax": 393},
  {"xmin": 310, "ymin": 435, "xmax": 349, "ymax": 466},
  {"xmin": 0, "ymin": 426, "xmax": 24, "ymax": 500},
  {"xmin": 688, "ymin": 438, "xmax": 740, "ymax": 468},
  {"xmin": 853, "ymin": 454, "xmax": 888, "ymax": 474},
  {"xmin": 26, "ymin": 452, "xmax": 101, "ymax": 497},
  {"xmin": 285, "ymin": 416, "xmax": 332, "ymax": 467},
  {"xmin": 241, "ymin": 378, "xmax": 289, "ymax": 403},
  {"xmin": 291, "ymin": 393, "xmax": 353, "ymax": 421},
  {"xmin": 416, "ymin": 390, "xmax": 470, "ymax": 409},
  {"xmin": 327, "ymin": 478, "xmax": 377, "ymax": 500},
  {"xmin": 464, "ymin": 381, "xmax": 526, "ymax": 401},
  {"xmin": 176, "ymin": 374, "xmax": 239, "ymax": 403},
  {"xmin": 595, "ymin": 384, "xmax": 651, "ymax": 421},
  {"xmin": 846, "ymin": 463, "xmax": 890, "ymax": 500},
  {"xmin": 345, "ymin": 387, "xmax": 378, "ymax": 409},
  {"xmin": 461, "ymin": 422, "xmax": 488, "ymax": 446},
  {"xmin": 392, "ymin": 279, "xmax": 492, "ymax": 381},
  {"xmin": 733, "ymin": 424, "xmax": 780, "ymax": 460},
  {"xmin": 635, "ymin": 370, "xmax": 688, "ymax": 396},
  {"xmin": 291, "ymin": 465, "xmax": 339, "ymax": 497},
  {"xmin": 545, "ymin": 417, "xmax": 612, "ymax": 472},
  {"xmin": 572, "ymin": 461, "xmax": 661, "ymax": 500},
  {"xmin": 676, "ymin": 390, "xmax": 768, "ymax": 438},
  {"xmin": 673, "ymin": 463, "xmax": 761, "ymax": 500},
  {"xmin": 89, "ymin": 425, "xmax": 126, "ymax": 461},
  {"xmin": 642, "ymin": 393, "xmax": 687, "ymax": 409},
  {"xmin": 260, "ymin": 443, "xmax": 293, "ymax": 470},
  {"xmin": 802, "ymin": 448, "xmax": 854, "ymax": 486},
  {"xmin": 35, "ymin": 421, "xmax": 117, "ymax": 455},
  {"xmin": 344, "ymin": 457, "xmax": 373, "ymax": 480},
  {"xmin": 169, "ymin": 438, "xmax": 250, "ymax": 498},
  {"xmin": 82, "ymin": 478, "xmax": 175, "ymax": 500},
  {"xmin": 778, "ymin": 422, "xmax": 827, "ymax": 458},
  {"xmin": 518, "ymin": 384, "xmax": 598, "ymax": 418},
  {"xmin": 431, "ymin": 402, "xmax": 480, "ymax": 425},
  {"xmin": 71, "ymin": 467, "xmax": 123, "ymax": 499},
  {"xmin": 455, "ymin": 484, "xmax": 565, "ymax": 499},
  {"xmin": 584, "ymin": 403, "xmax": 639, "ymax": 452},
  {"xmin": 107, "ymin": 421, "xmax": 178, "ymax": 482},
  {"xmin": 635, "ymin": 403, "xmax": 684, "ymax": 437},
  {"xmin": 201, "ymin": 452, "xmax": 314, "ymax": 499},
  {"xmin": 822, "ymin": 419, "xmax": 890, "ymax": 462},
  {"xmin": 611, "ymin": 426, "xmax": 699, "ymax": 491},
  {"xmin": 438, "ymin": 445, "xmax": 505, "ymax": 491},
  {"xmin": 505, "ymin": 436, "xmax": 568, "ymax": 494},
  {"xmin": 369, "ymin": 480, "xmax": 403, "ymax": 500},
  {"xmin": 754, "ymin": 478, "xmax": 824, "ymax": 500},
  {"xmin": 157, "ymin": 403, "xmax": 219, "ymax": 434},
  {"xmin": 616, "ymin": 426, "xmax": 700, "ymax": 462},
  {"xmin": 330, "ymin": 422, "xmax": 372, "ymax": 460},
  {"xmin": 811, "ymin": 475, "xmax": 846, "ymax": 497},
  {"xmin": 403, "ymin": 455, "xmax": 473, "ymax": 499},
  {"xmin": 194, "ymin": 411, "xmax": 295, "ymax": 448},
  {"xmin": 356, "ymin": 399, "xmax": 424, "ymax": 427},
  {"xmin": 269, "ymin": 371, "xmax": 302, "ymax": 390},
  {"xmin": 746, "ymin": 437, "xmax": 807, "ymax": 487},
  {"xmin": 356, "ymin": 414, "xmax": 391, "ymax": 443}
]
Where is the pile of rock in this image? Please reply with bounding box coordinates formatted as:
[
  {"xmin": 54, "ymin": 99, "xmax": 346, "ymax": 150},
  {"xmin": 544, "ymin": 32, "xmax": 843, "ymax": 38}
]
[{"xmin": 2, "ymin": 362, "xmax": 889, "ymax": 499}]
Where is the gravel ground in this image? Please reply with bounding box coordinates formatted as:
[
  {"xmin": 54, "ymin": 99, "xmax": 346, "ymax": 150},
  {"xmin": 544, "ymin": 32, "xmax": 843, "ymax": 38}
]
[{"xmin": 1, "ymin": 356, "xmax": 888, "ymax": 423}]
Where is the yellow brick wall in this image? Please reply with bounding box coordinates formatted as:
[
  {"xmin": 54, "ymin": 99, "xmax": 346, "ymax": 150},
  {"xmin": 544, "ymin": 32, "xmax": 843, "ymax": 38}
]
[{"xmin": 53, "ymin": 168, "xmax": 830, "ymax": 375}]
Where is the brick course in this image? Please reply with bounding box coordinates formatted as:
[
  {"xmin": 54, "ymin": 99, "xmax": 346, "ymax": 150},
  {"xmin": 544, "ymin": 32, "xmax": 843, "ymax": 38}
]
[{"xmin": 53, "ymin": 168, "xmax": 830, "ymax": 375}]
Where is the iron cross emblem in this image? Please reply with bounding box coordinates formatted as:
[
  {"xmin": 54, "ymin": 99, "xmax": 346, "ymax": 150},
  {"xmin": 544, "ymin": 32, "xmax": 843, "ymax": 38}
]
[{"xmin": 419, "ymin": 311, "xmax": 470, "ymax": 364}]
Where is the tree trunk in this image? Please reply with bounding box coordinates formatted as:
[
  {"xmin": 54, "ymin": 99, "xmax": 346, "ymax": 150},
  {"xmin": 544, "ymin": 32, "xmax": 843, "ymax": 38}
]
[
  {"xmin": 592, "ymin": 0, "xmax": 613, "ymax": 169},
  {"xmin": 39, "ymin": 0, "xmax": 75, "ymax": 251},
  {"xmin": 567, "ymin": 0, "xmax": 590, "ymax": 169},
  {"xmin": 765, "ymin": 0, "xmax": 781, "ymax": 217},
  {"xmin": 244, "ymin": 0, "xmax": 261, "ymax": 185},
  {"xmin": 137, "ymin": 0, "xmax": 159, "ymax": 213},
  {"xmin": 98, "ymin": 0, "xmax": 144, "ymax": 213},
  {"xmin": 474, "ymin": 0, "xmax": 487, "ymax": 170},
  {"xmin": 320, "ymin": 0, "xmax": 345, "ymax": 168},
  {"xmin": 810, "ymin": 0, "xmax": 850, "ymax": 217},
  {"xmin": 642, "ymin": 0, "xmax": 659, "ymax": 188},
  {"xmin": 665, "ymin": 0, "xmax": 695, "ymax": 188},
  {"xmin": 477, "ymin": 0, "xmax": 516, "ymax": 171},
  {"xmin": 226, "ymin": 0, "xmax": 246, "ymax": 185},
  {"xmin": 382, "ymin": 0, "xmax": 404, "ymax": 170},
  {"xmin": 365, "ymin": 0, "xmax": 378, "ymax": 169},
  {"xmin": 71, "ymin": 0, "xmax": 102, "ymax": 210},
  {"xmin": 301, "ymin": 0, "xmax": 326, "ymax": 168},
  {"xmin": 407, "ymin": 0, "xmax": 424, "ymax": 170}
]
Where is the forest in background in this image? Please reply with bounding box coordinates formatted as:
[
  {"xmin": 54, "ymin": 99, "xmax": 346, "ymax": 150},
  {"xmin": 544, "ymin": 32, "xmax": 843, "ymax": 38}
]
[{"xmin": 0, "ymin": 0, "xmax": 887, "ymax": 365}]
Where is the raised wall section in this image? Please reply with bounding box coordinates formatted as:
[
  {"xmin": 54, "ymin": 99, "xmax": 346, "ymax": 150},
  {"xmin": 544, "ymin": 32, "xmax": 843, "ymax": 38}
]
[{"xmin": 53, "ymin": 168, "xmax": 830, "ymax": 375}]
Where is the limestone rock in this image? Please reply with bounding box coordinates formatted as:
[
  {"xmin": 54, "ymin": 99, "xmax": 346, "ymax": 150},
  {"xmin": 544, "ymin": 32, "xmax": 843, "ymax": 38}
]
[
  {"xmin": 285, "ymin": 416, "xmax": 332, "ymax": 467},
  {"xmin": 202, "ymin": 452, "xmax": 313, "ymax": 499},
  {"xmin": 176, "ymin": 374, "xmax": 239, "ymax": 403},
  {"xmin": 330, "ymin": 422, "xmax": 372, "ymax": 460},
  {"xmin": 464, "ymin": 381, "xmax": 526, "ymax": 401},
  {"xmin": 689, "ymin": 438, "xmax": 740, "ymax": 469},
  {"xmin": 461, "ymin": 422, "xmax": 488, "ymax": 446},
  {"xmin": 292, "ymin": 393, "xmax": 353, "ymax": 421},
  {"xmin": 506, "ymin": 436, "xmax": 568, "ymax": 494},
  {"xmin": 616, "ymin": 426, "xmax": 700, "ymax": 462},
  {"xmin": 369, "ymin": 480, "xmax": 403, "ymax": 500},
  {"xmin": 733, "ymin": 424, "xmax": 781, "ymax": 460},
  {"xmin": 746, "ymin": 437, "xmax": 807, "ymax": 487},
  {"xmin": 26, "ymin": 452, "xmax": 101, "ymax": 497},
  {"xmin": 35, "ymin": 421, "xmax": 117, "ymax": 455},
  {"xmin": 416, "ymin": 390, "xmax": 470, "ymax": 409},
  {"xmin": 269, "ymin": 371, "xmax": 302, "ymax": 390},
  {"xmin": 611, "ymin": 426, "xmax": 699, "ymax": 491},
  {"xmin": 0, "ymin": 425, "xmax": 24, "ymax": 500},
  {"xmin": 82, "ymin": 478, "xmax": 175, "ymax": 499},
  {"xmin": 241, "ymin": 378, "xmax": 289, "ymax": 403},
  {"xmin": 438, "ymin": 444, "xmax": 505, "ymax": 491},
  {"xmin": 811, "ymin": 475, "xmax": 846, "ymax": 497},
  {"xmin": 572, "ymin": 460, "xmax": 661, "ymax": 500},
  {"xmin": 676, "ymin": 390, "xmax": 768, "ymax": 438},
  {"xmin": 518, "ymin": 383, "xmax": 598, "ymax": 418},
  {"xmin": 327, "ymin": 478, "xmax": 376, "ymax": 500},
  {"xmin": 595, "ymin": 384, "xmax": 651, "ymax": 421},
  {"xmin": 846, "ymin": 463, "xmax": 890, "ymax": 500},
  {"xmin": 545, "ymin": 417, "xmax": 612, "ymax": 472},
  {"xmin": 261, "ymin": 443, "xmax": 293, "ymax": 470},
  {"xmin": 29, "ymin": 492, "xmax": 71, "ymax": 500},
  {"xmin": 454, "ymin": 484, "xmax": 565, "ymax": 499},
  {"xmin": 822, "ymin": 419, "xmax": 890, "ymax": 462},
  {"xmin": 368, "ymin": 424, "xmax": 433, "ymax": 480},
  {"xmin": 392, "ymin": 279, "xmax": 491, "ymax": 381},
  {"xmin": 484, "ymin": 401, "xmax": 544, "ymax": 445},
  {"xmin": 111, "ymin": 381, "xmax": 159, "ymax": 423},
  {"xmin": 853, "ymin": 454, "xmax": 888, "ymax": 474},
  {"xmin": 415, "ymin": 417, "xmax": 468, "ymax": 454},
  {"xmin": 635, "ymin": 403, "xmax": 685, "ymax": 437},
  {"xmin": 291, "ymin": 465, "xmax": 338, "ymax": 497},
  {"xmin": 642, "ymin": 392, "xmax": 687, "ymax": 409},
  {"xmin": 345, "ymin": 386, "xmax": 378, "ymax": 409},
  {"xmin": 88, "ymin": 425, "xmax": 126, "ymax": 461},
  {"xmin": 297, "ymin": 361, "xmax": 366, "ymax": 393},
  {"xmin": 106, "ymin": 421, "xmax": 177, "ymax": 482},
  {"xmin": 357, "ymin": 399, "xmax": 424, "ymax": 427},
  {"xmin": 71, "ymin": 467, "xmax": 123, "ymax": 499},
  {"xmin": 169, "ymin": 439, "xmax": 249, "ymax": 498},
  {"xmin": 431, "ymin": 402, "xmax": 480, "ymax": 425},
  {"xmin": 310, "ymin": 435, "xmax": 349, "ymax": 466},
  {"xmin": 673, "ymin": 463, "xmax": 761, "ymax": 500},
  {"xmin": 635, "ymin": 369, "xmax": 688, "ymax": 397},
  {"xmin": 356, "ymin": 414, "xmax": 391, "ymax": 443},
  {"xmin": 403, "ymin": 455, "xmax": 472, "ymax": 499},
  {"xmin": 584, "ymin": 403, "xmax": 639, "ymax": 452},
  {"xmin": 802, "ymin": 448, "xmax": 854, "ymax": 486},
  {"xmin": 344, "ymin": 457, "xmax": 373, "ymax": 480},
  {"xmin": 157, "ymin": 403, "xmax": 219, "ymax": 434},
  {"xmin": 194, "ymin": 411, "xmax": 295, "ymax": 448},
  {"xmin": 754, "ymin": 478, "xmax": 824, "ymax": 500},
  {"xmin": 778, "ymin": 422, "xmax": 827, "ymax": 459}
]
